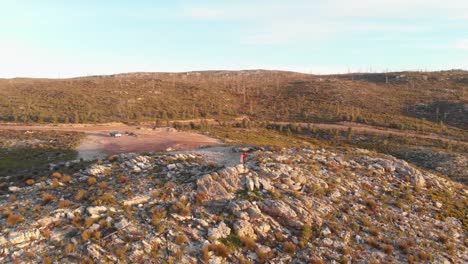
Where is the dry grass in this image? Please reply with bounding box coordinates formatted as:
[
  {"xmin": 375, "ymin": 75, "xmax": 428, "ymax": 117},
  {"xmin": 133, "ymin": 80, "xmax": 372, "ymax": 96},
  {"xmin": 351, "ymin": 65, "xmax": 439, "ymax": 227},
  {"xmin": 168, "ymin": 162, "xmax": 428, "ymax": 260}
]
[{"xmin": 6, "ymin": 213, "xmax": 23, "ymax": 226}]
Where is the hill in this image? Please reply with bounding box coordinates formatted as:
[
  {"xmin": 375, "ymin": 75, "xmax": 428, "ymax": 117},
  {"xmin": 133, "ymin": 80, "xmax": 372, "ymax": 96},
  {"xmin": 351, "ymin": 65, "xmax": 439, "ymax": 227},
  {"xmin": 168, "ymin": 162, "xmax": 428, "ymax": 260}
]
[{"xmin": 0, "ymin": 70, "xmax": 466, "ymax": 134}]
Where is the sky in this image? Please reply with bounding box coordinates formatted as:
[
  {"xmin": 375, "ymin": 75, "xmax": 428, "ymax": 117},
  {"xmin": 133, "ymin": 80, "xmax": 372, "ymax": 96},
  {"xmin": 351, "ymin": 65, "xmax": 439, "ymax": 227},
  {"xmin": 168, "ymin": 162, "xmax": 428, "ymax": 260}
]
[{"xmin": 1, "ymin": 0, "xmax": 468, "ymax": 78}]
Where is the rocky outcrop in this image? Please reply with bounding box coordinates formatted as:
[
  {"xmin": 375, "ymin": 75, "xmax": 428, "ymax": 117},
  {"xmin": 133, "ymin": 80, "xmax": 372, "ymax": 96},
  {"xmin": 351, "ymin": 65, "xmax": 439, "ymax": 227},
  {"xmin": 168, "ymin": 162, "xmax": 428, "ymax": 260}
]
[{"xmin": 0, "ymin": 146, "xmax": 466, "ymax": 264}]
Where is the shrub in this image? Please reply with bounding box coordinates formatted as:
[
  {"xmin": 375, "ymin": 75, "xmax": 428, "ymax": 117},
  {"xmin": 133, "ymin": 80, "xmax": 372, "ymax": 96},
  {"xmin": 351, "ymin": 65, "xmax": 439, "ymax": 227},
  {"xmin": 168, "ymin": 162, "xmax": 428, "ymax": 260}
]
[
  {"xmin": 75, "ymin": 189, "xmax": 87, "ymax": 201},
  {"xmin": 151, "ymin": 208, "xmax": 167, "ymax": 227},
  {"xmin": 98, "ymin": 182, "xmax": 109, "ymax": 189},
  {"xmin": 208, "ymin": 243, "xmax": 229, "ymax": 258},
  {"xmin": 43, "ymin": 257, "xmax": 53, "ymax": 264},
  {"xmin": 50, "ymin": 178, "xmax": 60, "ymax": 189},
  {"xmin": 368, "ymin": 226, "xmax": 379, "ymax": 237},
  {"xmin": 240, "ymin": 236, "xmax": 256, "ymax": 250},
  {"xmin": 397, "ymin": 238, "xmax": 415, "ymax": 254},
  {"xmin": 65, "ymin": 243, "xmax": 76, "ymax": 254},
  {"xmin": 99, "ymin": 193, "xmax": 116, "ymax": 205},
  {"xmin": 60, "ymin": 175, "xmax": 72, "ymax": 183},
  {"xmin": 117, "ymin": 175, "xmax": 129, "ymax": 184},
  {"xmin": 364, "ymin": 199, "xmax": 378, "ymax": 212},
  {"xmin": 108, "ymin": 155, "xmax": 118, "ymax": 162},
  {"xmin": 438, "ymin": 234, "xmax": 449, "ymax": 244},
  {"xmin": 418, "ymin": 250, "xmax": 431, "ymax": 261},
  {"xmin": 115, "ymin": 246, "xmax": 128, "ymax": 260},
  {"xmin": 87, "ymin": 177, "xmax": 97, "ymax": 185},
  {"xmin": 94, "ymin": 231, "xmax": 101, "ymax": 240},
  {"xmin": 300, "ymin": 224, "xmax": 313, "ymax": 247},
  {"xmin": 81, "ymin": 230, "xmax": 93, "ymax": 241},
  {"xmin": 365, "ymin": 237, "xmax": 379, "ymax": 249},
  {"xmin": 255, "ymin": 248, "xmax": 273, "ymax": 262},
  {"xmin": 201, "ymin": 246, "xmax": 210, "ymax": 263},
  {"xmin": 283, "ymin": 241, "xmax": 296, "ymax": 255},
  {"xmin": 381, "ymin": 244, "xmax": 395, "ymax": 254},
  {"xmin": 25, "ymin": 179, "xmax": 35, "ymax": 186},
  {"xmin": 164, "ymin": 181, "xmax": 177, "ymax": 189},
  {"xmin": 42, "ymin": 193, "xmax": 56, "ymax": 203},
  {"xmin": 58, "ymin": 199, "xmax": 70, "ymax": 208},
  {"xmin": 171, "ymin": 201, "xmax": 190, "ymax": 216},
  {"xmin": 275, "ymin": 231, "xmax": 286, "ymax": 242},
  {"xmin": 175, "ymin": 233, "xmax": 188, "ymax": 245},
  {"xmin": 195, "ymin": 192, "xmax": 207, "ymax": 205},
  {"xmin": 6, "ymin": 213, "xmax": 23, "ymax": 226},
  {"xmin": 151, "ymin": 190, "xmax": 160, "ymax": 198},
  {"xmin": 85, "ymin": 218, "xmax": 95, "ymax": 228}
]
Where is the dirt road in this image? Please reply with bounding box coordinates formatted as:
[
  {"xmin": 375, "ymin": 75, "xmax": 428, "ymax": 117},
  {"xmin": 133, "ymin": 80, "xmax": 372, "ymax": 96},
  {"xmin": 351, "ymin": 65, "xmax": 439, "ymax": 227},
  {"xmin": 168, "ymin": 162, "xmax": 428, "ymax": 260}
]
[{"xmin": 0, "ymin": 123, "xmax": 222, "ymax": 160}]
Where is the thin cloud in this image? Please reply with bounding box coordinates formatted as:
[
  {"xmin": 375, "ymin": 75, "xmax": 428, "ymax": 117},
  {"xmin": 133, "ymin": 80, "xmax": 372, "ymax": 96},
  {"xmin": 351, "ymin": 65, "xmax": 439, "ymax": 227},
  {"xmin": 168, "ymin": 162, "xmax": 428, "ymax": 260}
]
[
  {"xmin": 182, "ymin": 1, "xmax": 467, "ymax": 46},
  {"xmin": 455, "ymin": 39, "xmax": 468, "ymax": 50}
]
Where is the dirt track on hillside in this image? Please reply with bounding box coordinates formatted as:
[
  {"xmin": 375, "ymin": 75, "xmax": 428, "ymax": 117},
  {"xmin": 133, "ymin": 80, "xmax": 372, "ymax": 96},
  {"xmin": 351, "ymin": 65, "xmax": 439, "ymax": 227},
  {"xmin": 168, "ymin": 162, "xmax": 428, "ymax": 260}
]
[{"xmin": 0, "ymin": 123, "xmax": 222, "ymax": 160}]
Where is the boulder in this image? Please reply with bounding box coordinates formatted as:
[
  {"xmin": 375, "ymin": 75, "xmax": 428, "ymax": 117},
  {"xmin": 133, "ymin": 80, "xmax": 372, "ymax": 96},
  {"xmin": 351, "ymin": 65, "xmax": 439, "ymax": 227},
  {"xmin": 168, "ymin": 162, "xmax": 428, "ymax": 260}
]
[
  {"xmin": 234, "ymin": 220, "xmax": 257, "ymax": 240},
  {"xmin": 87, "ymin": 243, "xmax": 118, "ymax": 263},
  {"xmin": 9, "ymin": 229, "xmax": 41, "ymax": 245},
  {"xmin": 85, "ymin": 165, "xmax": 109, "ymax": 176},
  {"xmin": 87, "ymin": 206, "xmax": 108, "ymax": 219},
  {"xmin": 208, "ymin": 222, "xmax": 231, "ymax": 241},
  {"xmin": 123, "ymin": 195, "xmax": 150, "ymax": 206}
]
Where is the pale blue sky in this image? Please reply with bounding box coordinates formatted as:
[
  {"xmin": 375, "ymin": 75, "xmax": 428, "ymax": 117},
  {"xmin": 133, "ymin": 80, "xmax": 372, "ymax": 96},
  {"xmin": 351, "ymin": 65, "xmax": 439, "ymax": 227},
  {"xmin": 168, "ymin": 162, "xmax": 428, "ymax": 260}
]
[{"xmin": 1, "ymin": 0, "xmax": 467, "ymax": 77}]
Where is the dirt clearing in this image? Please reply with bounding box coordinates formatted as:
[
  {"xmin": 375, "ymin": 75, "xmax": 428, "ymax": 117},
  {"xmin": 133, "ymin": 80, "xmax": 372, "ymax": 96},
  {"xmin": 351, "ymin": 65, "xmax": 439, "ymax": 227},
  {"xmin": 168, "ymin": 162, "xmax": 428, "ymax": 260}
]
[{"xmin": 0, "ymin": 123, "xmax": 222, "ymax": 160}]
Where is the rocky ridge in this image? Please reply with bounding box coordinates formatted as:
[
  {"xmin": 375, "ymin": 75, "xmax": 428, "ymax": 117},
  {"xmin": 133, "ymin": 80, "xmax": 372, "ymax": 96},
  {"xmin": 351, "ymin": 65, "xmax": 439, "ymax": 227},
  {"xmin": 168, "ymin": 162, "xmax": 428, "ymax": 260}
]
[{"xmin": 0, "ymin": 146, "xmax": 466, "ymax": 263}]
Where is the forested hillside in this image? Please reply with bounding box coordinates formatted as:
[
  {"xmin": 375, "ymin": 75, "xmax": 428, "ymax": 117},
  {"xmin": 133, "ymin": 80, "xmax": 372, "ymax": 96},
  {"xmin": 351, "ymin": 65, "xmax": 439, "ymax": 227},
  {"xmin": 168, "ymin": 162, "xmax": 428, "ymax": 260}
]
[{"xmin": 0, "ymin": 70, "xmax": 466, "ymax": 132}]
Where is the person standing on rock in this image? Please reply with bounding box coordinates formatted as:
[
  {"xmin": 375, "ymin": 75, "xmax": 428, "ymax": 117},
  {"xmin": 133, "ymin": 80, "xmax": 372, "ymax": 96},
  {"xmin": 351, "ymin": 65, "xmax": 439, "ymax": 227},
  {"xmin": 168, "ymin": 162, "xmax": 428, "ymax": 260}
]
[{"xmin": 240, "ymin": 152, "xmax": 247, "ymax": 164}]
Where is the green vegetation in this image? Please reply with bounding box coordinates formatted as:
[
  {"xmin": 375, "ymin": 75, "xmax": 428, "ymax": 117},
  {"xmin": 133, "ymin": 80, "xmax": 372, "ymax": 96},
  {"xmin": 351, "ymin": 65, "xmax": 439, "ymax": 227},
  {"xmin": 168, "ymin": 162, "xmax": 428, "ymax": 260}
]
[{"xmin": 0, "ymin": 130, "xmax": 83, "ymax": 187}]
